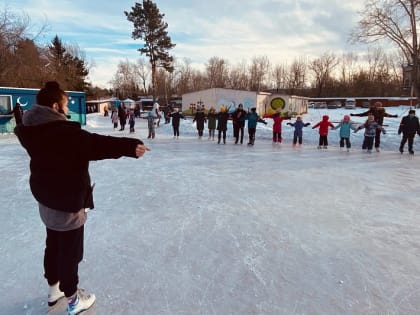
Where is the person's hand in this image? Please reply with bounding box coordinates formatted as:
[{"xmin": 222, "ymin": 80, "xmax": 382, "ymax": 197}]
[
  {"xmin": 393, "ymin": 114, "xmax": 398, "ymax": 118},
  {"xmin": 350, "ymin": 113, "xmax": 355, "ymax": 116},
  {"xmin": 398, "ymin": 129, "xmax": 401, "ymax": 135},
  {"xmin": 135, "ymin": 144, "xmax": 150, "ymax": 157}
]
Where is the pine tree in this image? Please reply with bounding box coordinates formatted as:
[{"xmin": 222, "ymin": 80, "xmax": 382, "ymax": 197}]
[{"xmin": 125, "ymin": 0, "xmax": 176, "ymax": 99}]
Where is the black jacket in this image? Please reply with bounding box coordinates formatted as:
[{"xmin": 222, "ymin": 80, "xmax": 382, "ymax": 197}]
[
  {"xmin": 398, "ymin": 115, "xmax": 420, "ymax": 135},
  {"xmin": 15, "ymin": 120, "xmax": 142, "ymax": 212},
  {"xmin": 217, "ymin": 112, "xmax": 230, "ymax": 131},
  {"xmin": 193, "ymin": 111, "xmax": 206, "ymax": 130},
  {"xmin": 170, "ymin": 111, "xmax": 184, "ymax": 127}
]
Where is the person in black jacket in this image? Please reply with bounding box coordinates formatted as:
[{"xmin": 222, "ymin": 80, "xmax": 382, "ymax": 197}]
[
  {"xmin": 192, "ymin": 107, "xmax": 206, "ymax": 138},
  {"xmin": 350, "ymin": 101, "xmax": 398, "ymax": 152},
  {"xmin": 398, "ymin": 109, "xmax": 420, "ymax": 154},
  {"xmin": 7, "ymin": 102, "xmax": 23, "ymax": 125},
  {"xmin": 231, "ymin": 103, "xmax": 247, "ymax": 144},
  {"xmin": 169, "ymin": 108, "xmax": 185, "ymax": 138},
  {"xmin": 216, "ymin": 105, "xmax": 230, "ymax": 144},
  {"xmin": 118, "ymin": 104, "xmax": 127, "ymax": 131},
  {"xmin": 14, "ymin": 81, "xmax": 149, "ymax": 315}
]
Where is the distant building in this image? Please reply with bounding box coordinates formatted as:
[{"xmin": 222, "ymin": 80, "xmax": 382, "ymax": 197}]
[{"xmin": 182, "ymin": 88, "xmax": 308, "ymax": 115}]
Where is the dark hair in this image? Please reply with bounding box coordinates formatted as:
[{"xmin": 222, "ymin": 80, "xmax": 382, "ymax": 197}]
[{"xmin": 36, "ymin": 81, "xmax": 67, "ymax": 107}]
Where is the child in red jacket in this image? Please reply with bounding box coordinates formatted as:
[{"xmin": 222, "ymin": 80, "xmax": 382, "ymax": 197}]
[
  {"xmin": 312, "ymin": 115, "xmax": 335, "ymax": 149},
  {"xmin": 267, "ymin": 111, "xmax": 291, "ymax": 143}
]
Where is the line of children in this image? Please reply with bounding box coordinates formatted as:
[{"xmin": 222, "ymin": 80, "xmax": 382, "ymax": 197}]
[{"xmin": 113, "ymin": 107, "xmax": 420, "ymax": 154}]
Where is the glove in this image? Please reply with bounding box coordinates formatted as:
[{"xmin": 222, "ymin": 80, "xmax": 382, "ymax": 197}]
[
  {"xmin": 350, "ymin": 113, "xmax": 355, "ymax": 116},
  {"xmin": 264, "ymin": 122, "xmax": 268, "ymax": 125},
  {"xmin": 398, "ymin": 129, "xmax": 401, "ymax": 135},
  {"xmin": 393, "ymin": 114, "xmax": 398, "ymax": 118},
  {"xmin": 287, "ymin": 123, "xmax": 292, "ymax": 126}
]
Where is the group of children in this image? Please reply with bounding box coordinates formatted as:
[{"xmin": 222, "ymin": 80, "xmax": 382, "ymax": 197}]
[{"xmin": 109, "ymin": 104, "xmax": 420, "ymax": 154}]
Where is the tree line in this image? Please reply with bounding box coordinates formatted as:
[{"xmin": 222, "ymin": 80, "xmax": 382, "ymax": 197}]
[
  {"xmin": 110, "ymin": 49, "xmax": 404, "ymax": 102},
  {"xmin": 1, "ymin": 0, "xmax": 417, "ymax": 103},
  {"xmin": 0, "ymin": 8, "xmax": 89, "ymax": 92}
]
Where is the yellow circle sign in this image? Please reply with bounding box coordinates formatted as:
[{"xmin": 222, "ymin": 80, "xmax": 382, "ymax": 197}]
[{"xmin": 270, "ymin": 97, "xmax": 286, "ymax": 111}]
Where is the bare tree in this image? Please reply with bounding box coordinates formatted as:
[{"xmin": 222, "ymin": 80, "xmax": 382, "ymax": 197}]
[
  {"xmin": 287, "ymin": 58, "xmax": 307, "ymax": 93},
  {"xmin": 309, "ymin": 52, "xmax": 338, "ymax": 97},
  {"xmin": 227, "ymin": 61, "xmax": 249, "ymax": 90},
  {"xmin": 351, "ymin": 0, "xmax": 420, "ymax": 100},
  {"xmin": 173, "ymin": 58, "xmax": 194, "ymax": 96},
  {"xmin": 249, "ymin": 56, "xmax": 270, "ymax": 92},
  {"xmin": 206, "ymin": 56, "xmax": 228, "ymax": 88},
  {"xmin": 136, "ymin": 57, "xmax": 150, "ymax": 94},
  {"xmin": 272, "ymin": 63, "xmax": 289, "ymax": 92},
  {"xmin": 110, "ymin": 59, "xmax": 139, "ymax": 98}
]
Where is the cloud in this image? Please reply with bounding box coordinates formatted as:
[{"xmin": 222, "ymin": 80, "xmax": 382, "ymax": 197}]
[{"xmin": 6, "ymin": 0, "xmax": 368, "ymax": 88}]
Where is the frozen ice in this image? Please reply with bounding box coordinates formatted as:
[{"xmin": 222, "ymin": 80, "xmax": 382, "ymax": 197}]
[{"xmin": 1, "ymin": 106, "xmax": 420, "ymax": 314}]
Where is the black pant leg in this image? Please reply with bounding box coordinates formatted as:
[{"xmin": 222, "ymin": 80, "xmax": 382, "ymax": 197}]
[{"xmin": 45, "ymin": 226, "xmax": 84, "ymax": 297}]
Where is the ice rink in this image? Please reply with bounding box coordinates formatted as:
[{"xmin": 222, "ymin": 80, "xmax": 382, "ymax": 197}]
[{"xmin": 1, "ymin": 107, "xmax": 420, "ymax": 314}]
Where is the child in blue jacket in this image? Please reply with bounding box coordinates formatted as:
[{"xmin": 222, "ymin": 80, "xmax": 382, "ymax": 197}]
[
  {"xmin": 245, "ymin": 107, "xmax": 267, "ymax": 145},
  {"xmin": 333, "ymin": 115, "xmax": 356, "ymax": 151},
  {"xmin": 287, "ymin": 116, "xmax": 310, "ymax": 145}
]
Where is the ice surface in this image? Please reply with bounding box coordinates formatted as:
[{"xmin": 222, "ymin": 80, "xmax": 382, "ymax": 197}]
[{"xmin": 1, "ymin": 107, "xmax": 420, "ymax": 314}]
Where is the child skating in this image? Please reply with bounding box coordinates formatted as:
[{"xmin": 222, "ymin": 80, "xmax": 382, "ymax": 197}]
[
  {"xmin": 245, "ymin": 107, "xmax": 267, "ymax": 146},
  {"xmin": 333, "ymin": 115, "xmax": 356, "ymax": 151},
  {"xmin": 267, "ymin": 110, "xmax": 291, "ymax": 143},
  {"xmin": 354, "ymin": 114, "xmax": 386, "ymax": 153},
  {"xmin": 312, "ymin": 115, "xmax": 334, "ymax": 149},
  {"xmin": 287, "ymin": 116, "xmax": 310, "ymax": 146}
]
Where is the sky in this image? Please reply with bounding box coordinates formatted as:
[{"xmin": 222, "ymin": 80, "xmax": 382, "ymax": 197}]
[
  {"xmin": 4, "ymin": 1, "xmax": 368, "ymax": 88},
  {"xmin": 2, "ymin": 107, "xmax": 420, "ymax": 314}
]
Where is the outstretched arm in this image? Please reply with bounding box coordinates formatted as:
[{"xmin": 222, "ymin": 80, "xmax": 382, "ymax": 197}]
[{"xmin": 350, "ymin": 110, "xmax": 370, "ymax": 117}]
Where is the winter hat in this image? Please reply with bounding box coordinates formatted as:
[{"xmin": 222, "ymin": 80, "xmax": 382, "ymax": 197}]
[
  {"xmin": 409, "ymin": 109, "xmax": 415, "ymax": 115},
  {"xmin": 322, "ymin": 115, "xmax": 329, "ymax": 120},
  {"xmin": 220, "ymin": 105, "xmax": 227, "ymax": 112},
  {"xmin": 343, "ymin": 115, "xmax": 350, "ymax": 121}
]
